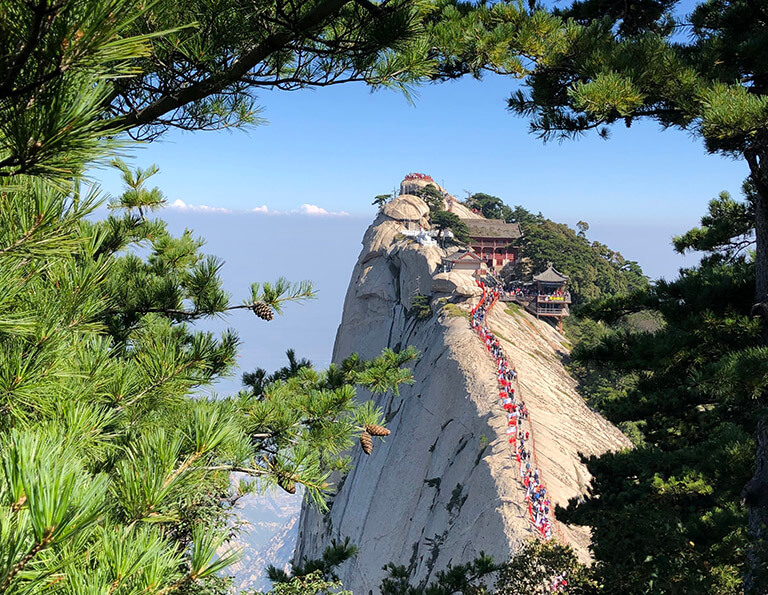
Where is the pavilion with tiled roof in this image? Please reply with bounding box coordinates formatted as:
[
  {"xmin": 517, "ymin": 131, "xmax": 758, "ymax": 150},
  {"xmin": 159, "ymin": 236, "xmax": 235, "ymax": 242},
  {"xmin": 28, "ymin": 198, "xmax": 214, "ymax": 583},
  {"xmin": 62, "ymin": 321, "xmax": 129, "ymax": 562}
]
[{"xmin": 531, "ymin": 263, "xmax": 571, "ymax": 327}]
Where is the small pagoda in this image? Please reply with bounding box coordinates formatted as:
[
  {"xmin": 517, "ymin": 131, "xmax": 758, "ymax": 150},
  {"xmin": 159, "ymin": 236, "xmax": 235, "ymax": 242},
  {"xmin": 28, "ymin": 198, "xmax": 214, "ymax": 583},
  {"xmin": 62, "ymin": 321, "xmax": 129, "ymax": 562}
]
[{"xmin": 531, "ymin": 263, "xmax": 571, "ymax": 328}]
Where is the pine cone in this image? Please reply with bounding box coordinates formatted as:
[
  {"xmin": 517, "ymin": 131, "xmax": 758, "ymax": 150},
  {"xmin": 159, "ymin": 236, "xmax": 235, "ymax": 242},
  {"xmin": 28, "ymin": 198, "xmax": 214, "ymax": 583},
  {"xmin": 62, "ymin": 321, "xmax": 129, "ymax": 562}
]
[
  {"xmin": 365, "ymin": 424, "xmax": 390, "ymax": 437},
  {"xmin": 252, "ymin": 301, "xmax": 274, "ymax": 321},
  {"xmin": 277, "ymin": 473, "xmax": 296, "ymax": 494},
  {"xmin": 360, "ymin": 431, "xmax": 373, "ymax": 455}
]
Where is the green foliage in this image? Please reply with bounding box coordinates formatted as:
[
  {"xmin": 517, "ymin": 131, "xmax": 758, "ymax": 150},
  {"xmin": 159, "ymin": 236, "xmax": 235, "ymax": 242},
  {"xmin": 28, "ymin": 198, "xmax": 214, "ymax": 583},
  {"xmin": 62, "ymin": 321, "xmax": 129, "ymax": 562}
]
[
  {"xmin": 256, "ymin": 570, "xmax": 351, "ymax": 595},
  {"xmin": 495, "ymin": 541, "xmax": 597, "ymax": 594},
  {"xmin": 442, "ymin": 303, "xmax": 470, "ymax": 319},
  {"xmin": 673, "ymin": 185, "xmax": 755, "ymax": 264},
  {"xmin": 268, "ymin": 538, "xmax": 358, "ymax": 586},
  {"xmin": 559, "ymin": 225, "xmax": 761, "ymax": 592},
  {"xmin": 0, "ymin": 0, "xmax": 154, "ymax": 178},
  {"xmin": 248, "ymin": 278, "xmax": 316, "ymax": 316},
  {"xmin": 381, "ymin": 553, "xmax": 497, "ymax": 594},
  {"xmin": 465, "ymin": 193, "xmax": 512, "ymax": 221},
  {"xmin": 410, "ymin": 294, "xmax": 433, "ymax": 320},
  {"xmin": 506, "ymin": 206, "xmax": 648, "ymax": 303},
  {"xmin": 243, "ymin": 349, "xmax": 313, "ymax": 399},
  {"xmin": 109, "ymin": 159, "xmax": 167, "ymax": 217},
  {"xmin": 379, "ymin": 542, "xmax": 592, "ymax": 594},
  {"xmin": 563, "ymin": 311, "xmax": 662, "ymax": 416},
  {"xmin": 417, "ymin": 184, "xmax": 446, "ymax": 214},
  {"xmin": 425, "ymin": 0, "xmax": 563, "ymax": 80},
  {"xmin": 255, "ymin": 571, "xmax": 352, "ymax": 595},
  {"xmin": 431, "ymin": 209, "xmax": 471, "ymax": 244}
]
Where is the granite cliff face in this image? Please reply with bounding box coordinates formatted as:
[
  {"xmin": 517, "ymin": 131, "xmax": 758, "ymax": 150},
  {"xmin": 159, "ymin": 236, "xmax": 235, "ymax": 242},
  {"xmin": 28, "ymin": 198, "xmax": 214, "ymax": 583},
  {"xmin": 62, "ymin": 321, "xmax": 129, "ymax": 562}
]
[{"xmin": 294, "ymin": 192, "xmax": 630, "ymax": 594}]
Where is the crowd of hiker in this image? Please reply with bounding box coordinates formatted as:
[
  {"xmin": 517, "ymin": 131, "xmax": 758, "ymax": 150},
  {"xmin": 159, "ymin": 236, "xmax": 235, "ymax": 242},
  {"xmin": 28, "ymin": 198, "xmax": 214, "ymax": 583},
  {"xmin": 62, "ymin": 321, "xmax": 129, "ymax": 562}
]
[
  {"xmin": 551, "ymin": 573, "xmax": 569, "ymax": 592},
  {"xmin": 404, "ymin": 172, "xmax": 435, "ymax": 183},
  {"xmin": 477, "ymin": 272, "xmax": 571, "ymax": 305},
  {"xmin": 540, "ymin": 289, "xmax": 569, "ymax": 301},
  {"xmin": 470, "ymin": 281, "xmax": 554, "ymax": 541}
]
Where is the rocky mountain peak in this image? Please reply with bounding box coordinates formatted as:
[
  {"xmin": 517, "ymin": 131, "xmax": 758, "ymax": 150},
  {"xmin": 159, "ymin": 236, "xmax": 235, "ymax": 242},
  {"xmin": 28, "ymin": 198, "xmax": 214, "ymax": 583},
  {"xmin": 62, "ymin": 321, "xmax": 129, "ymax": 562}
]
[{"xmin": 294, "ymin": 185, "xmax": 630, "ymax": 593}]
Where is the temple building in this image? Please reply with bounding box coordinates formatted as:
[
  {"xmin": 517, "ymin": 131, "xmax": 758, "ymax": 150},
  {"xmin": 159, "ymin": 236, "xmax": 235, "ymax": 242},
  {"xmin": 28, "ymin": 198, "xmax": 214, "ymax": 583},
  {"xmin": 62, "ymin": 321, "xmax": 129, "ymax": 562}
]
[
  {"xmin": 460, "ymin": 219, "xmax": 522, "ymax": 270},
  {"xmin": 442, "ymin": 250, "xmax": 484, "ymax": 273},
  {"xmin": 531, "ymin": 264, "xmax": 571, "ymax": 327}
]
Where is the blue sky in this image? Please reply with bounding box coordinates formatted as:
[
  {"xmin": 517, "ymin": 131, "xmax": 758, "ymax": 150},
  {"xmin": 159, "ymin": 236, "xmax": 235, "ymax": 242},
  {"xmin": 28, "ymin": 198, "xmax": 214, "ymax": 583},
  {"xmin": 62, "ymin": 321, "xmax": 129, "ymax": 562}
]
[
  {"xmin": 94, "ymin": 74, "xmax": 747, "ymax": 226},
  {"xmin": 92, "ymin": 72, "xmax": 750, "ymax": 393}
]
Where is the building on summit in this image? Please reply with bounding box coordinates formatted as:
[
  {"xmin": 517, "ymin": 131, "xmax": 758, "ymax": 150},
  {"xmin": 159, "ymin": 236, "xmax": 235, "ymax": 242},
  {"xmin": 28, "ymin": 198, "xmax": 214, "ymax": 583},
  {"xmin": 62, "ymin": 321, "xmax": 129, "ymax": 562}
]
[{"xmin": 396, "ymin": 172, "xmax": 522, "ymax": 271}]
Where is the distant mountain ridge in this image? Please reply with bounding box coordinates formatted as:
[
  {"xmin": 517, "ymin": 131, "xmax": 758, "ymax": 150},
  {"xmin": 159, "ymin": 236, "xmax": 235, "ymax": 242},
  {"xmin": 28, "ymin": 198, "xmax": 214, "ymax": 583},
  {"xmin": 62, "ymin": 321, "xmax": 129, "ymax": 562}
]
[{"xmin": 227, "ymin": 491, "xmax": 301, "ymax": 592}]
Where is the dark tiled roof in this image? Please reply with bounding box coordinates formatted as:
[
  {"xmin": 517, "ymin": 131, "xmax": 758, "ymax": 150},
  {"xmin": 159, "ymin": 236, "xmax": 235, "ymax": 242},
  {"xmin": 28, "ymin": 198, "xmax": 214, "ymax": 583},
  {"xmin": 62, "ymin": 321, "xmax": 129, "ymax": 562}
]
[
  {"xmin": 444, "ymin": 250, "xmax": 482, "ymax": 262},
  {"xmin": 460, "ymin": 219, "xmax": 522, "ymax": 240},
  {"xmin": 533, "ymin": 264, "xmax": 569, "ymax": 283}
]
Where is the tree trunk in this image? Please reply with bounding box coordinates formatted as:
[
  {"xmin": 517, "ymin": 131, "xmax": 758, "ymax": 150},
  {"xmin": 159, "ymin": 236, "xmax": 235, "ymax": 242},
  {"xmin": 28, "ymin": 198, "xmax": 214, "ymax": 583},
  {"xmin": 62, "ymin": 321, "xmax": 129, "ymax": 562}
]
[
  {"xmin": 744, "ymin": 147, "xmax": 768, "ymax": 594},
  {"xmin": 753, "ymin": 168, "xmax": 768, "ymax": 312},
  {"xmin": 744, "ymin": 418, "xmax": 768, "ymax": 594}
]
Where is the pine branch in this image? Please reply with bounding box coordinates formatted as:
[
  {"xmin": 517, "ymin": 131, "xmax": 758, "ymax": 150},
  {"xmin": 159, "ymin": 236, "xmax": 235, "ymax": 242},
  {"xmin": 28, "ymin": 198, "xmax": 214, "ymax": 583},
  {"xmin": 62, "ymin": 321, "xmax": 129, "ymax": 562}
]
[{"xmin": 103, "ymin": 0, "xmax": 351, "ymax": 132}]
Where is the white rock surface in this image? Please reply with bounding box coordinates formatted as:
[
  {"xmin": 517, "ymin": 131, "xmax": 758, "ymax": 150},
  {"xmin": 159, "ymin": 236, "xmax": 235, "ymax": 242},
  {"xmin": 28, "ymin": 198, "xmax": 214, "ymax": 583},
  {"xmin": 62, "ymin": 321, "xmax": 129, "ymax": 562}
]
[
  {"xmin": 445, "ymin": 198, "xmax": 483, "ymax": 220},
  {"xmin": 294, "ymin": 195, "xmax": 630, "ymax": 594},
  {"xmin": 382, "ymin": 194, "xmax": 431, "ymax": 222},
  {"xmin": 432, "ymin": 271, "xmax": 483, "ymax": 297}
]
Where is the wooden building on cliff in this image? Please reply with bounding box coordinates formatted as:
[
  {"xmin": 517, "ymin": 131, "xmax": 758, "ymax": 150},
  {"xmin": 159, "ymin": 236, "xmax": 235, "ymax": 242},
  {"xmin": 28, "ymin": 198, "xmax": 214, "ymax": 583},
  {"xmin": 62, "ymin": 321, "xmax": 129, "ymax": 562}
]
[
  {"xmin": 442, "ymin": 250, "xmax": 484, "ymax": 273},
  {"xmin": 460, "ymin": 218, "xmax": 522, "ymax": 270},
  {"xmin": 530, "ymin": 264, "xmax": 571, "ymax": 329}
]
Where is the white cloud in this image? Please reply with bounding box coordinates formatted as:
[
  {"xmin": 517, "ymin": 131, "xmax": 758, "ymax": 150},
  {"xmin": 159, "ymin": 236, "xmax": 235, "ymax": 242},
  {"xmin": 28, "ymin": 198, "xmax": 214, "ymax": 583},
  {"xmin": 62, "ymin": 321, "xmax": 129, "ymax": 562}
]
[
  {"xmin": 165, "ymin": 199, "xmax": 349, "ymax": 217},
  {"xmin": 168, "ymin": 199, "xmax": 232, "ymax": 214},
  {"xmin": 297, "ymin": 203, "xmax": 350, "ymax": 217}
]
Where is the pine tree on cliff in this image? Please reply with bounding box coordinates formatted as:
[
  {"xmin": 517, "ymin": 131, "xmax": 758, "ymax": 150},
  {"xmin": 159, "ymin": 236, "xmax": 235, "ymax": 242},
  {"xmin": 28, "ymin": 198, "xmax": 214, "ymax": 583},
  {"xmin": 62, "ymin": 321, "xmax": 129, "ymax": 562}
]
[
  {"xmin": 560, "ymin": 189, "xmax": 765, "ymax": 593},
  {"xmin": 431, "ymin": 210, "xmax": 472, "ymax": 244},
  {"xmin": 378, "ymin": 541, "xmax": 595, "ymax": 594},
  {"xmin": 465, "ymin": 193, "xmax": 513, "ymax": 221}
]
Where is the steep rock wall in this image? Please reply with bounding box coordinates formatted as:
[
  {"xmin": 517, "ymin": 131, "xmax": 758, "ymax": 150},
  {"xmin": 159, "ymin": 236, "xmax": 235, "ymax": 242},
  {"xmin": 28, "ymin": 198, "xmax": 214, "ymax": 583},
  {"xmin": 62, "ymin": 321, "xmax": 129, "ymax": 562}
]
[{"xmin": 294, "ymin": 195, "xmax": 630, "ymax": 594}]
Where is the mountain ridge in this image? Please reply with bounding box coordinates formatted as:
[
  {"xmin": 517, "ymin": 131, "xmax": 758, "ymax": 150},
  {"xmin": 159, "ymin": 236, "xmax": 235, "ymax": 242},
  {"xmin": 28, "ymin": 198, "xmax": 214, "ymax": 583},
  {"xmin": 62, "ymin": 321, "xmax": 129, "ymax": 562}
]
[{"xmin": 294, "ymin": 189, "xmax": 631, "ymax": 593}]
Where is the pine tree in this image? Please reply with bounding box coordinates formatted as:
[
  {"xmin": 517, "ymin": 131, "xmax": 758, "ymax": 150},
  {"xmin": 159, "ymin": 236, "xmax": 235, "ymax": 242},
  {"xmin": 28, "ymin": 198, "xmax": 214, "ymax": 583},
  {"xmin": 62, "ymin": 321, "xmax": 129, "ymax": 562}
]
[
  {"xmin": 378, "ymin": 542, "xmax": 592, "ymax": 594},
  {"xmin": 431, "ymin": 210, "xmax": 471, "ymax": 244},
  {"xmin": 557, "ymin": 190, "xmax": 764, "ymax": 593},
  {"xmin": 0, "ymin": 170, "xmax": 418, "ymax": 593},
  {"xmin": 464, "ymin": 193, "xmax": 512, "ymax": 221}
]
